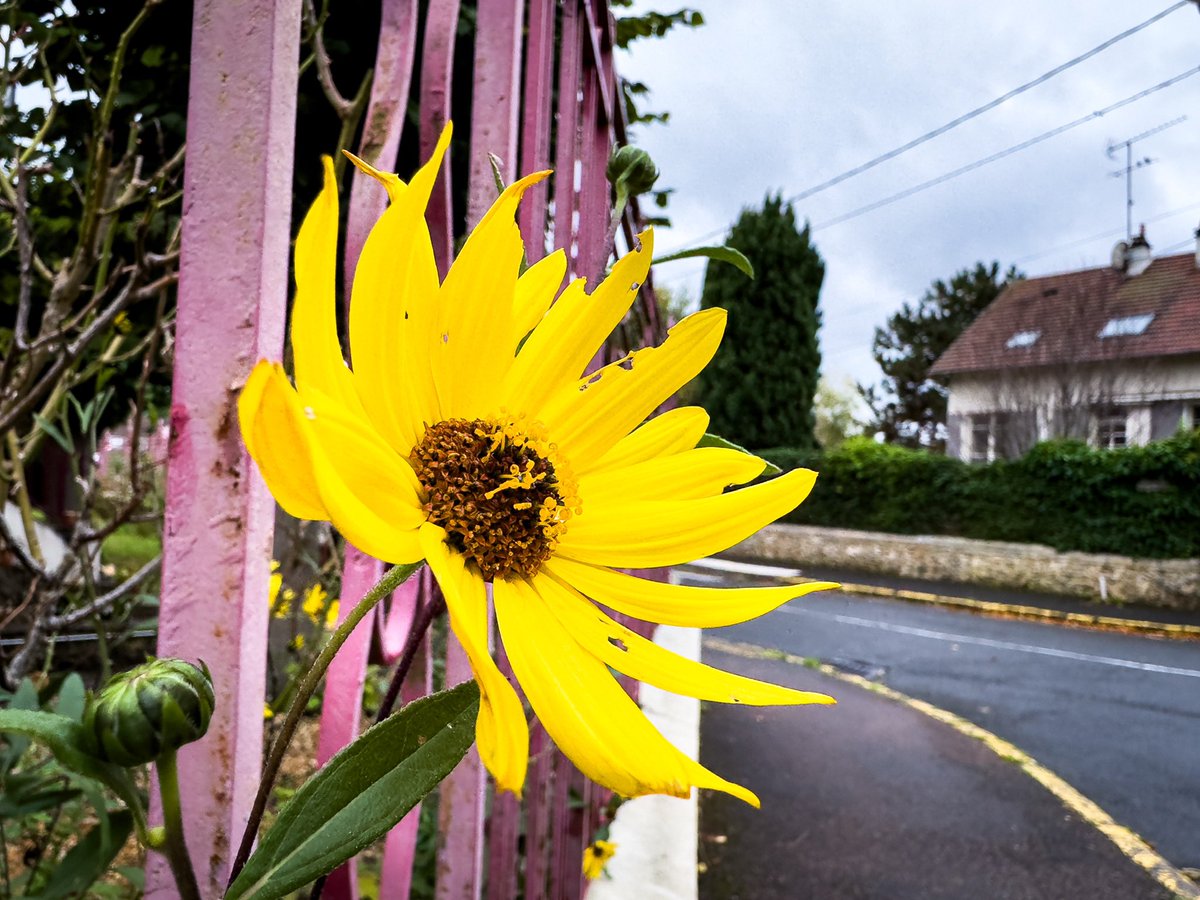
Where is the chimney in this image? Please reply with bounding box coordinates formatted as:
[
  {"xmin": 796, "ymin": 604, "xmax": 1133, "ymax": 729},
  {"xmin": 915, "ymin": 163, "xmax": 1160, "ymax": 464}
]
[
  {"xmin": 1194, "ymin": 220, "xmax": 1200, "ymax": 270},
  {"xmin": 1126, "ymin": 224, "xmax": 1151, "ymax": 277}
]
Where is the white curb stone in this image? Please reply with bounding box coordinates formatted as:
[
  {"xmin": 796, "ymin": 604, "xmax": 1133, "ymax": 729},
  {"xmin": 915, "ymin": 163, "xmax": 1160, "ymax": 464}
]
[{"xmin": 587, "ymin": 623, "xmax": 701, "ymax": 900}]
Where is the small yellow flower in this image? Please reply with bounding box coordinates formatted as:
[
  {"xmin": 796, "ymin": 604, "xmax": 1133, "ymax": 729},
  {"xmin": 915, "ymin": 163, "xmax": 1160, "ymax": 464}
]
[
  {"xmin": 323, "ymin": 599, "xmax": 340, "ymax": 630},
  {"xmin": 267, "ymin": 561, "xmax": 296, "ymax": 618},
  {"xmin": 301, "ymin": 582, "xmax": 328, "ymax": 624},
  {"xmin": 263, "ymin": 704, "xmax": 275, "ymax": 720},
  {"xmin": 113, "ymin": 311, "xmax": 133, "ymax": 334},
  {"xmin": 239, "ymin": 122, "xmax": 836, "ymax": 807},
  {"xmin": 583, "ymin": 840, "xmax": 617, "ymax": 880}
]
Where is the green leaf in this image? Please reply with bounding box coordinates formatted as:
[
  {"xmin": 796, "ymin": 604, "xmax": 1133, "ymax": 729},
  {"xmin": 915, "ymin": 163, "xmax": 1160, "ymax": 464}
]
[
  {"xmin": 226, "ymin": 681, "xmax": 481, "ymax": 900},
  {"xmin": 0, "ymin": 709, "xmax": 99, "ymax": 774},
  {"xmin": 33, "ymin": 809, "xmax": 133, "ymax": 900},
  {"xmin": 0, "ymin": 786, "xmax": 82, "ymax": 818},
  {"xmin": 1, "ymin": 679, "xmax": 41, "ymax": 771},
  {"xmin": 652, "ymin": 245, "xmax": 754, "ymax": 278},
  {"xmin": 0, "ymin": 709, "xmax": 144, "ymax": 814},
  {"xmin": 697, "ymin": 433, "xmax": 783, "ymax": 476},
  {"xmin": 55, "ymin": 673, "xmax": 87, "ymax": 722},
  {"xmin": 32, "ymin": 413, "xmax": 73, "ymax": 453}
]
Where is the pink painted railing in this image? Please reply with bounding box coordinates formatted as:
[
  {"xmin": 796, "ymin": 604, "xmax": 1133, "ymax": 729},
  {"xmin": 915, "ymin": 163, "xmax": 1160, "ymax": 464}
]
[{"xmin": 155, "ymin": 0, "xmax": 662, "ymax": 898}]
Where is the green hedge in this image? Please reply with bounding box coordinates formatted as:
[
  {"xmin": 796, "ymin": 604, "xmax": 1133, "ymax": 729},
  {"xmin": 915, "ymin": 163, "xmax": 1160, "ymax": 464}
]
[{"xmin": 760, "ymin": 432, "xmax": 1200, "ymax": 560}]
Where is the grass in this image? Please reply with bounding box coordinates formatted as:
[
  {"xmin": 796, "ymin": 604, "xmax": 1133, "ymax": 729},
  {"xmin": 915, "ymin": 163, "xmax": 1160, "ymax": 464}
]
[{"xmin": 101, "ymin": 523, "xmax": 161, "ymax": 576}]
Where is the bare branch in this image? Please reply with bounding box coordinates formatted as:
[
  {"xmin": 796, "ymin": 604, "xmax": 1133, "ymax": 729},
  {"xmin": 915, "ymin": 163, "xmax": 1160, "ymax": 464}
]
[
  {"xmin": 12, "ymin": 163, "xmax": 37, "ymax": 351},
  {"xmin": 46, "ymin": 555, "xmax": 161, "ymax": 630},
  {"xmin": 0, "ymin": 271, "xmax": 177, "ymax": 434},
  {"xmin": 303, "ymin": 0, "xmax": 353, "ymax": 116}
]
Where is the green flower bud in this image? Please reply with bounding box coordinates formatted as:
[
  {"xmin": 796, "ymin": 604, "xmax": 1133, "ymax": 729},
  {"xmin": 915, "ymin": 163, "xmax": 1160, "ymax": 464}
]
[
  {"xmin": 606, "ymin": 145, "xmax": 659, "ymax": 196},
  {"xmin": 83, "ymin": 659, "xmax": 215, "ymax": 767}
]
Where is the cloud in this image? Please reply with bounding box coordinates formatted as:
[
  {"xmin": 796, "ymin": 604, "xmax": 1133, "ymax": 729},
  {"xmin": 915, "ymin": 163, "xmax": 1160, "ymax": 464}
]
[{"xmin": 621, "ymin": 0, "xmax": 1200, "ymax": 388}]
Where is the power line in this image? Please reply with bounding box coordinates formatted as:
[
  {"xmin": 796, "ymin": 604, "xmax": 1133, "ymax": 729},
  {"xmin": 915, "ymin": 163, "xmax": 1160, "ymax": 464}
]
[
  {"xmin": 789, "ymin": 2, "xmax": 1189, "ymax": 204},
  {"xmin": 1014, "ymin": 200, "xmax": 1200, "ymax": 263},
  {"xmin": 812, "ymin": 66, "xmax": 1200, "ymax": 230},
  {"xmin": 656, "ymin": 198, "xmax": 1200, "ymax": 293},
  {"xmin": 656, "ymin": 1, "xmax": 1191, "ymax": 256}
]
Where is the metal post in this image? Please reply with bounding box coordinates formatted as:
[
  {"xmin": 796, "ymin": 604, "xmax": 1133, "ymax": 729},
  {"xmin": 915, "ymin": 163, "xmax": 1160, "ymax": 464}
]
[{"xmin": 148, "ymin": 0, "xmax": 302, "ymax": 895}]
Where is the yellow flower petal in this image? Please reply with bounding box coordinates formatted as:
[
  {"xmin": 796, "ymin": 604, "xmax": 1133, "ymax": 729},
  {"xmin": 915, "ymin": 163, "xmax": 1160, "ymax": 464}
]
[
  {"xmin": 511, "ymin": 249, "xmax": 567, "ymax": 348},
  {"xmin": 545, "ymin": 556, "xmax": 839, "ymax": 628},
  {"xmin": 537, "ymin": 308, "xmax": 727, "ymax": 470},
  {"xmin": 238, "ymin": 362, "xmax": 327, "ymax": 521},
  {"xmin": 302, "ymin": 399, "xmax": 426, "ymax": 528},
  {"xmin": 582, "ymin": 406, "xmax": 710, "ymax": 475},
  {"xmin": 420, "ymin": 524, "xmax": 530, "ymax": 796},
  {"xmin": 557, "ymin": 468, "xmax": 817, "ymax": 568},
  {"xmin": 342, "ymin": 150, "xmax": 407, "ymax": 203},
  {"xmin": 493, "ymin": 576, "xmax": 758, "ymax": 805},
  {"xmin": 578, "ymin": 446, "xmax": 765, "ymax": 503},
  {"xmin": 537, "ymin": 573, "xmax": 835, "ymax": 706},
  {"xmin": 349, "ymin": 123, "xmax": 452, "ymax": 453},
  {"xmin": 238, "ymin": 362, "xmax": 423, "ymax": 562},
  {"xmin": 291, "ymin": 157, "xmax": 360, "ymax": 414},
  {"xmin": 503, "ymin": 231, "xmax": 653, "ymax": 416},
  {"xmin": 433, "ymin": 170, "xmax": 550, "ymax": 418}
]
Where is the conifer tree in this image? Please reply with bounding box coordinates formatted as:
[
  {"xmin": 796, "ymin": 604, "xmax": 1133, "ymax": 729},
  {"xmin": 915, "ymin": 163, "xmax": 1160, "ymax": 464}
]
[{"xmin": 697, "ymin": 195, "xmax": 825, "ymax": 450}]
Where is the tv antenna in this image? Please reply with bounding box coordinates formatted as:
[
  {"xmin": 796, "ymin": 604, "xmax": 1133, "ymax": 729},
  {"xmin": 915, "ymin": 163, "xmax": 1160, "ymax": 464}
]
[{"xmin": 1107, "ymin": 116, "xmax": 1186, "ymax": 239}]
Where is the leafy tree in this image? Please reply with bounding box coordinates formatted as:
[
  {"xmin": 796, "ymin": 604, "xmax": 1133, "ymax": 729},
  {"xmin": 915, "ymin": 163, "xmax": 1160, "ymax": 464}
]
[
  {"xmin": 814, "ymin": 376, "xmax": 864, "ymax": 450},
  {"xmin": 697, "ymin": 195, "xmax": 824, "ymax": 450},
  {"xmin": 860, "ymin": 261, "xmax": 1021, "ymax": 450}
]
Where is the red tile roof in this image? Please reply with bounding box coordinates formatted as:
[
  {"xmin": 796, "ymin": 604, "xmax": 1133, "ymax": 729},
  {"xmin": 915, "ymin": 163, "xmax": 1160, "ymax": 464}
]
[{"xmin": 931, "ymin": 252, "xmax": 1200, "ymax": 376}]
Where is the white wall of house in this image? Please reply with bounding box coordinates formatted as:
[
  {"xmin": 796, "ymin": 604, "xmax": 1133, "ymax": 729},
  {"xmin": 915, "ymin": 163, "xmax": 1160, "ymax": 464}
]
[{"xmin": 944, "ymin": 353, "xmax": 1200, "ymax": 461}]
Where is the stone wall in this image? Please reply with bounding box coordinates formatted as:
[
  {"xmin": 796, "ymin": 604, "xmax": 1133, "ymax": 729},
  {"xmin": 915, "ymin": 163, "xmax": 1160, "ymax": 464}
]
[{"xmin": 731, "ymin": 524, "xmax": 1200, "ymax": 611}]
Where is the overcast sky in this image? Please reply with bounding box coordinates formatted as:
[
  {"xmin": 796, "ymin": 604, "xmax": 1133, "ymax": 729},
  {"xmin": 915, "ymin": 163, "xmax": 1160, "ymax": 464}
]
[{"xmin": 619, "ymin": 0, "xmax": 1200, "ymax": 394}]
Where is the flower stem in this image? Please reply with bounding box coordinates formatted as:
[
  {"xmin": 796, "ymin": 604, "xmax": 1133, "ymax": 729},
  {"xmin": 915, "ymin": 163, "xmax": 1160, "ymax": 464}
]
[
  {"xmin": 227, "ymin": 561, "xmax": 422, "ymax": 887},
  {"xmin": 157, "ymin": 749, "xmax": 201, "ymax": 900}
]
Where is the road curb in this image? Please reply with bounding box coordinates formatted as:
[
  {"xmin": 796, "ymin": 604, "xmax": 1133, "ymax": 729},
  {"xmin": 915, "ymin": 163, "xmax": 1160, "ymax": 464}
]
[
  {"xmin": 705, "ymin": 636, "xmax": 1200, "ymax": 900},
  {"xmin": 786, "ymin": 576, "xmax": 1200, "ymax": 641}
]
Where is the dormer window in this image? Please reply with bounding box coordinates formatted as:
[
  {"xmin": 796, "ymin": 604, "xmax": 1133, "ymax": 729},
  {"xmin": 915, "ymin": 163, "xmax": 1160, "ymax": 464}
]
[
  {"xmin": 1098, "ymin": 314, "xmax": 1154, "ymax": 338},
  {"xmin": 1005, "ymin": 330, "xmax": 1040, "ymax": 349}
]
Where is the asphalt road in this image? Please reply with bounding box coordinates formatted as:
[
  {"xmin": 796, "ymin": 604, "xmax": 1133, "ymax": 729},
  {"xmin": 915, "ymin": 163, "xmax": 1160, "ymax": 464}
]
[
  {"xmin": 686, "ymin": 566, "xmax": 1200, "ymax": 870},
  {"xmin": 699, "ymin": 647, "xmax": 1175, "ymax": 900}
]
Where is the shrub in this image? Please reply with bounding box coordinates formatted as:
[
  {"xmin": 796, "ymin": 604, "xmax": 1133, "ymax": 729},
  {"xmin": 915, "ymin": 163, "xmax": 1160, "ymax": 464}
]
[{"xmin": 759, "ymin": 432, "xmax": 1200, "ymax": 559}]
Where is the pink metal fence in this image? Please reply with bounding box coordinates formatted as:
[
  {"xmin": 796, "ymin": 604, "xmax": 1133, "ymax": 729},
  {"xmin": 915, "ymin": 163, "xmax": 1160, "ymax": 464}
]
[{"xmin": 153, "ymin": 0, "xmax": 662, "ymax": 897}]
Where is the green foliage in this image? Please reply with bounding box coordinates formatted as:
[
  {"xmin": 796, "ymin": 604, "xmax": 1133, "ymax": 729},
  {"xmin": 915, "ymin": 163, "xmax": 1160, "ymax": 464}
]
[
  {"xmin": 814, "ymin": 376, "xmax": 865, "ymax": 450},
  {"xmin": 0, "ymin": 676, "xmax": 145, "ymax": 898},
  {"xmin": 227, "ymin": 681, "xmax": 480, "ymax": 900},
  {"xmin": 861, "ymin": 262, "xmax": 1021, "ymax": 449},
  {"xmin": 697, "ymin": 194, "xmax": 825, "ymax": 450},
  {"xmin": 611, "ymin": 3, "xmax": 704, "ymax": 128},
  {"xmin": 761, "ymin": 431, "xmax": 1200, "ymax": 559},
  {"xmin": 653, "ymin": 244, "xmax": 754, "ymax": 278}
]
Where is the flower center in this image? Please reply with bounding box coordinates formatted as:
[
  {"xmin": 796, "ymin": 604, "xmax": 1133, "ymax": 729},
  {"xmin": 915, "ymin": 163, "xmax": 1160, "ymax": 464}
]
[{"xmin": 409, "ymin": 416, "xmax": 579, "ymax": 580}]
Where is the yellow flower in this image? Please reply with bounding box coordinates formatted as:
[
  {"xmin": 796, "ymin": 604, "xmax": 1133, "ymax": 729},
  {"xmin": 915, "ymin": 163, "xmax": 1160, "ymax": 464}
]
[
  {"xmin": 301, "ymin": 582, "xmax": 330, "ymax": 624},
  {"xmin": 323, "ymin": 599, "xmax": 340, "ymax": 630},
  {"xmin": 267, "ymin": 561, "xmax": 296, "ymax": 618},
  {"xmin": 583, "ymin": 840, "xmax": 617, "ymax": 880},
  {"xmin": 238, "ymin": 122, "xmax": 836, "ymax": 807}
]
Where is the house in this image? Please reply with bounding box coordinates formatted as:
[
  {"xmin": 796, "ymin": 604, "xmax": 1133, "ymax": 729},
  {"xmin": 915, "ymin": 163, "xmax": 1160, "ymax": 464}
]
[{"xmin": 932, "ymin": 227, "xmax": 1200, "ymax": 462}]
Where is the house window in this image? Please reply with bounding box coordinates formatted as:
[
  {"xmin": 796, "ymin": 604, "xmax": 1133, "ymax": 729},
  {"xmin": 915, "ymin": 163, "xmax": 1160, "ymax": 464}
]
[
  {"xmin": 1097, "ymin": 314, "xmax": 1154, "ymax": 338},
  {"xmin": 1005, "ymin": 330, "xmax": 1040, "ymax": 349},
  {"xmin": 1095, "ymin": 408, "xmax": 1127, "ymax": 449},
  {"xmin": 969, "ymin": 415, "xmax": 992, "ymax": 463}
]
